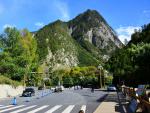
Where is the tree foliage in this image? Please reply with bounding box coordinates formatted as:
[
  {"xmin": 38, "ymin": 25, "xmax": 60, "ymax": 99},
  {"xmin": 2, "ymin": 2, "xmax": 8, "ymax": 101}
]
[
  {"xmin": 0, "ymin": 27, "xmax": 38, "ymax": 81},
  {"xmin": 106, "ymin": 23, "xmax": 150, "ymax": 86},
  {"xmin": 50, "ymin": 66, "xmax": 112, "ymax": 88}
]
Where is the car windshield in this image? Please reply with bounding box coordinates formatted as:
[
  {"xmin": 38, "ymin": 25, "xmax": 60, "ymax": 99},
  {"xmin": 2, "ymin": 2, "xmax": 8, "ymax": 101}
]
[
  {"xmin": 25, "ymin": 88, "xmax": 34, "ymax": 91},
  {"xmin": 109, "ymin": 85, "xmax": 115, "ymax": 87}
]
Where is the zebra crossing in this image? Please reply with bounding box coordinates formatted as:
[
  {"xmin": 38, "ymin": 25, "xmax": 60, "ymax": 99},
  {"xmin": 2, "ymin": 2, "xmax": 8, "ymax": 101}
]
[
  {"xmin": 0, "ymin": 104, "xmax": 86, "ymax": 113},
  {"xmin": 45, "ymin": 105, "xmax": 62, "ymax": 113}
]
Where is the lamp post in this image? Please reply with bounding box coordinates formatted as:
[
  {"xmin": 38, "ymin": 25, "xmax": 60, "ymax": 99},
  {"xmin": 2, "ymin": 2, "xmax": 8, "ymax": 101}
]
[
  {"xmin": 23, "ymin": 73, "xmax": 25, "ymax": 88},
  {"xmin": 23, "ymin": 65, "xmax": 27, "ymax": 88},
  {"xmin": 98, "ymin": 65, "xmax": 103, "ymax": 88},
  {"xmin": 24, "ymin": 64, "xmax": 30, "ymax": 88},
  {"xmin": 104, "ymin": 70, "xmax": 108, "ymax": 88}
]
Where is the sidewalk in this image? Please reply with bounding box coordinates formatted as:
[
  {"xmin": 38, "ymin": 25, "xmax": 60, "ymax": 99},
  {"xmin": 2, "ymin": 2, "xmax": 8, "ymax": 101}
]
[{"xmin": 94, "ymin": 91, "xmax": 131, "ymax": 113}]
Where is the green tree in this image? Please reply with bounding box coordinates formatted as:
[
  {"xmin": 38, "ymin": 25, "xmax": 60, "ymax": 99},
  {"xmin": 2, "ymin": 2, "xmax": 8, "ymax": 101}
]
[
  {"xmin": 106, "ymin": 23, "xmax": 150, "ymax": 86},
  {"xmin": 0, "ymin": 27, "xmax": 38, "ymax": 83}
]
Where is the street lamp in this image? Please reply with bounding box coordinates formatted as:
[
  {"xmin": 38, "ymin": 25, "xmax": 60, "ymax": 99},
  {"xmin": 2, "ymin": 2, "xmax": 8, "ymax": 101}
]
[
  {"xmin": 98, "ymin": 64, "xmax": 103, "ymax": 88},
  {"xmin": 24, "ymin": 64, "xmax": 30, "ymax": 88},
  {"xmin": 80, "ymin": 76, "xmax": 84, "ymax": 89},
  {"xmin": 23, "ymin": 64, "xmax": 28, "ymax": 88},
  {"xmin": 104, "ymin": 70, "xmax": 108, "ymax": 88},
  {"xmin": 23, "ymin": 73, "xmax": 25, "ymax": 88}
]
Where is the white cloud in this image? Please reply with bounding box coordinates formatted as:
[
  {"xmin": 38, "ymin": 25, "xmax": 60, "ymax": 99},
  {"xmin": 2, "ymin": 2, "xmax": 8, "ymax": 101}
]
[
  {"xmin": 116, "ymin": 26, "xmax": 141, "ymax": 43},
  {"xmin": 3, "ymin": 24, "xmax": 16, "ymax": 29},
  {"xmin": 143, "ymin": 10, "xmax": 150, "ymax": 14},
  {"xmin": 35, "ymin": 22, "xmax": 44, "ymax": 28},
  {"xmin": 143, "ymin": 10, "xmax": 150, "ymax": 17},
  {"xmin": 53, "ymin": 1, "xmax": 70, "ymax": 21}
]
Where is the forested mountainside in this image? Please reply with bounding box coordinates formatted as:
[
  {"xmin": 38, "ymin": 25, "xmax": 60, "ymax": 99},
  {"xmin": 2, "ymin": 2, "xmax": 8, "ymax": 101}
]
[{"xmin": 35, "ymin": 9, "xmax": 123, "ymax": 71}]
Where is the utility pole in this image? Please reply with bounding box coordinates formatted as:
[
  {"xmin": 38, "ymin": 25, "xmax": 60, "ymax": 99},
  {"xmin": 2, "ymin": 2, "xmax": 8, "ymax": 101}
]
[
  {"xmin": 100, "ymin": 70, "xmax": 102, "ymax": 88},
  {"xmin": 98, "ymin": 64, "xmax": 103, "ymax": 88}
]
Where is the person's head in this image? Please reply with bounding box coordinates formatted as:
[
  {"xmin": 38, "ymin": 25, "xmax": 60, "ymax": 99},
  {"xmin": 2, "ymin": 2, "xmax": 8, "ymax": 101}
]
[{"xmin": 79, "ymin": 110, "xmax": 84, "ymax": 113}]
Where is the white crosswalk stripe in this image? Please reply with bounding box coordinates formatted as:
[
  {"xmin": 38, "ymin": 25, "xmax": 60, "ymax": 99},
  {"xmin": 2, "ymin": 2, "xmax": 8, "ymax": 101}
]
[
  {"xmin": 0, "ymin": 105, "xmax": 86, "ymax": 113},
  {"xmin": 27, "ymin": 105, "xmax": 49, "ymax": 113},
  {"xmin": 45, "ymin": 105, "xmax": 62, "ymax": 113},
  {"xmin": 10, "ymin": 105, "xmax": 37, "ymax": 113},
  {"xmin": 0, "ymin": 105, "xmax": 25, "ymax": 113},
  {"xmin": 62, "ymin": 105, "xmax": 75, "ymax": 113},
  {"xmin": 0, "ymin": 105, "xmax": 14, "ymax": 109},
  {"xmin": 81, "ymin": 105, "xmax": 86, "ymax": 112}
]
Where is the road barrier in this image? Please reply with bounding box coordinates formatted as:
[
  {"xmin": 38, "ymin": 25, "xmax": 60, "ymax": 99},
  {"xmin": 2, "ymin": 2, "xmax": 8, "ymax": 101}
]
[
  {"xmin": 121, "ymin": 86, "xmax": 150, "ymax": 112},
  {"xmin": 26, "ymin": 96, "xmax": 31, "ymax": 102},
  {"xmin": 36, "ymin": 90, "xmax": 52, "ymax": 99},
  {"xmin": 11, "ymin": 97, "xmax": 17, "ymax": 105}
]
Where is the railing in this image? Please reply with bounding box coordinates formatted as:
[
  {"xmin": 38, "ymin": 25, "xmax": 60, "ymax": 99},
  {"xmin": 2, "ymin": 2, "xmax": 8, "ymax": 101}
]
[{"xmin": 121, "ymin": 86, "xmax": 150, "ymax": 113}]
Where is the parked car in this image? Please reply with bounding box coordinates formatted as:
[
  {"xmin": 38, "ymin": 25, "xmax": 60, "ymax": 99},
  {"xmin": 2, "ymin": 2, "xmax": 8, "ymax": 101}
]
[
  {"xmin": 54, "ymin": 86, "xmax": 64, "ymax": 92},
  {"xmin": 22, "ymin": 88, "xmax": 35, "ymax": 97},
  {"xmin": 38, "ymin": 86, "xmax": 44, "ymax": 90},
  {"xmin": 107, "ymin": 85, "xmax": 117, "ymax": 91},
  {"xmin": 60, "ymin": 85, "xmax": 64, "ymax": 91},
  {"xmin": 49, "ymin": 87, "xmax": 55, "ymax": 92}
]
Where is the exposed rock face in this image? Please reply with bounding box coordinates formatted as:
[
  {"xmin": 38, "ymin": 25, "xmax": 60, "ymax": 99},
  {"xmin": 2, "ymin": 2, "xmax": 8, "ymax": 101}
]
[
  {"xmin": 35, "ymin": 21, "xmax": 80, "ymax": 71},
  {"xmin": 35, "ymin": 9, "xmax": 123, "ymax": 71},
  {"xmin": 46, "ymin": 47, "xmax": 78, "ymax": 71},
  {"xmin": 68, "ymin": 9, "xmax": 123, "ymax": 56}
]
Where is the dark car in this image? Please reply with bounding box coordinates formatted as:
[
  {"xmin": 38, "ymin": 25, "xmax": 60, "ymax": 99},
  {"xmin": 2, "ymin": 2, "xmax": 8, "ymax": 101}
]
[
  {"xmin": 38, "ymin": 86, "xmax": 44, "ymax": 90},
  {"xmin": 22, "ymin": 88, "xmax": 35, "ymax": 97}
]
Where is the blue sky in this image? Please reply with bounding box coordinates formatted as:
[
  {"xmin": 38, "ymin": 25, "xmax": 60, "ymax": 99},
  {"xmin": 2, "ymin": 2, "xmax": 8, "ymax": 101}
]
[{"xmin": 0, "ymin": 0, "xmax": 150, "ymax": 43}]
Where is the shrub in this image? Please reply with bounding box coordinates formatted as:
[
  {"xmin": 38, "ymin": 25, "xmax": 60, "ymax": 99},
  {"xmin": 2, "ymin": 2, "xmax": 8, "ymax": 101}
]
[{"xmin": 0, "ymin": 75, "xmax": 22, "ymax": 87}]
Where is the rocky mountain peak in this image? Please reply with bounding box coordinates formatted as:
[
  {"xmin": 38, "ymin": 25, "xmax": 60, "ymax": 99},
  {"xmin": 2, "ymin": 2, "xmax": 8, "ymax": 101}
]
[
  {"xmin": 68, "ymin": 9, "xmax": 106, "ymax": 32},
  {"xmin": 68, "ymin": 9, "xmax": 123, "ymax": 56},
  {"xmin": 35, "ymin": 9, "xmax": 123, "ymax": 70},
  {"xmin": 73, "ymin": 9, "xmax": 105, "ymax": 23}
]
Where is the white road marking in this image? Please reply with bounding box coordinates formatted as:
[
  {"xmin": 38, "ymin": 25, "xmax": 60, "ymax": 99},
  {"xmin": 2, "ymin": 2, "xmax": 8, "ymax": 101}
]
[
  {"xmin": 0, "ymin": 104, "xmax": 87, "ymax": 113},
  {"xmin": 0, "ymin": 105, "xmax": 14, "ymax": 109},
  {"xmin": 27, "ymin": 105, "xmax": 48, "ymax": 113},
  {"xmin": 62, "ymin": 105, "xmax": 75, "ymax": 113},
  {"xmin": 45, "ymin": 105, "xmax": 62, "ymax": 113},
  {"xmin": 81, "ymin": 105, "xmax": 86, "ymax": 112},
  {"xmin": 0, "ymin": 105, "xmax": 25, "ymax": 113},
  {"xmin": 10, "ymin": 105, "xmax": 37, "ymax": 113}
]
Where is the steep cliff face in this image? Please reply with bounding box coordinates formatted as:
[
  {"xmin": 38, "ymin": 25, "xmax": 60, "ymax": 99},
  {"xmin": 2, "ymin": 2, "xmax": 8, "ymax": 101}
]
[
  {"xmin": 68, "ymin": 9, "xmax": 123, "ymax": 57},
  {"xmin": 35, "ymin": 9, "xmax": 123, "ymax": 71}
]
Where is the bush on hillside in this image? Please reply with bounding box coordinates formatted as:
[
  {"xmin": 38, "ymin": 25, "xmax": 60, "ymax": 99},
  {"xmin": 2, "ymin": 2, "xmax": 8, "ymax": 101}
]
[{"xmin": 0, "ymin": 75, "xmax": 21, "ymax": 87}]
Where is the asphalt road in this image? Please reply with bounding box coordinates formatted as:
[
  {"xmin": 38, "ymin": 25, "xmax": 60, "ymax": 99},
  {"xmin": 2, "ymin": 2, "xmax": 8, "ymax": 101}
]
[{"xmin": 0, "ymin": 88, "xmax": 107, "ymax": 113}]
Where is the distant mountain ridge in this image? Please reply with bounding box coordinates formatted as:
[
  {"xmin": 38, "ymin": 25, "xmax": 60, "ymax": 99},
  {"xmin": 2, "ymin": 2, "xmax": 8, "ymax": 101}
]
[{"xmin": 35, "ymin": 9, "xmax": 123, "ymax": 71}]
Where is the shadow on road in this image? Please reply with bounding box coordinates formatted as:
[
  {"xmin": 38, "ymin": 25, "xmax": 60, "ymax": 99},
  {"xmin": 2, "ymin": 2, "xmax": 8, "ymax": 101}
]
[
  {"xmin": 94, "ymin": 89, "xmax": 108, "ymax": 92},
  {"xmin": 97, "ymin": 91, "xmax": 132, "ymax": 113},
  {"xmin": 82, "ymin": 94, "xmax": 98, "ymax": 97}
]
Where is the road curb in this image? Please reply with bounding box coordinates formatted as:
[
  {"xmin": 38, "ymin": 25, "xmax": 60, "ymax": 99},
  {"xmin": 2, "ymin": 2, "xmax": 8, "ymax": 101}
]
[
  {"xmin": 93, "ymin": 93, "xmax": 109, "ymax": 113},
  {"xmin": 97, "ymin": 93, "xmax": 108, "ymax": 102},
  {"xmin": 93, "ymin": 91, "xmax": 128, "ymax": 113}
]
